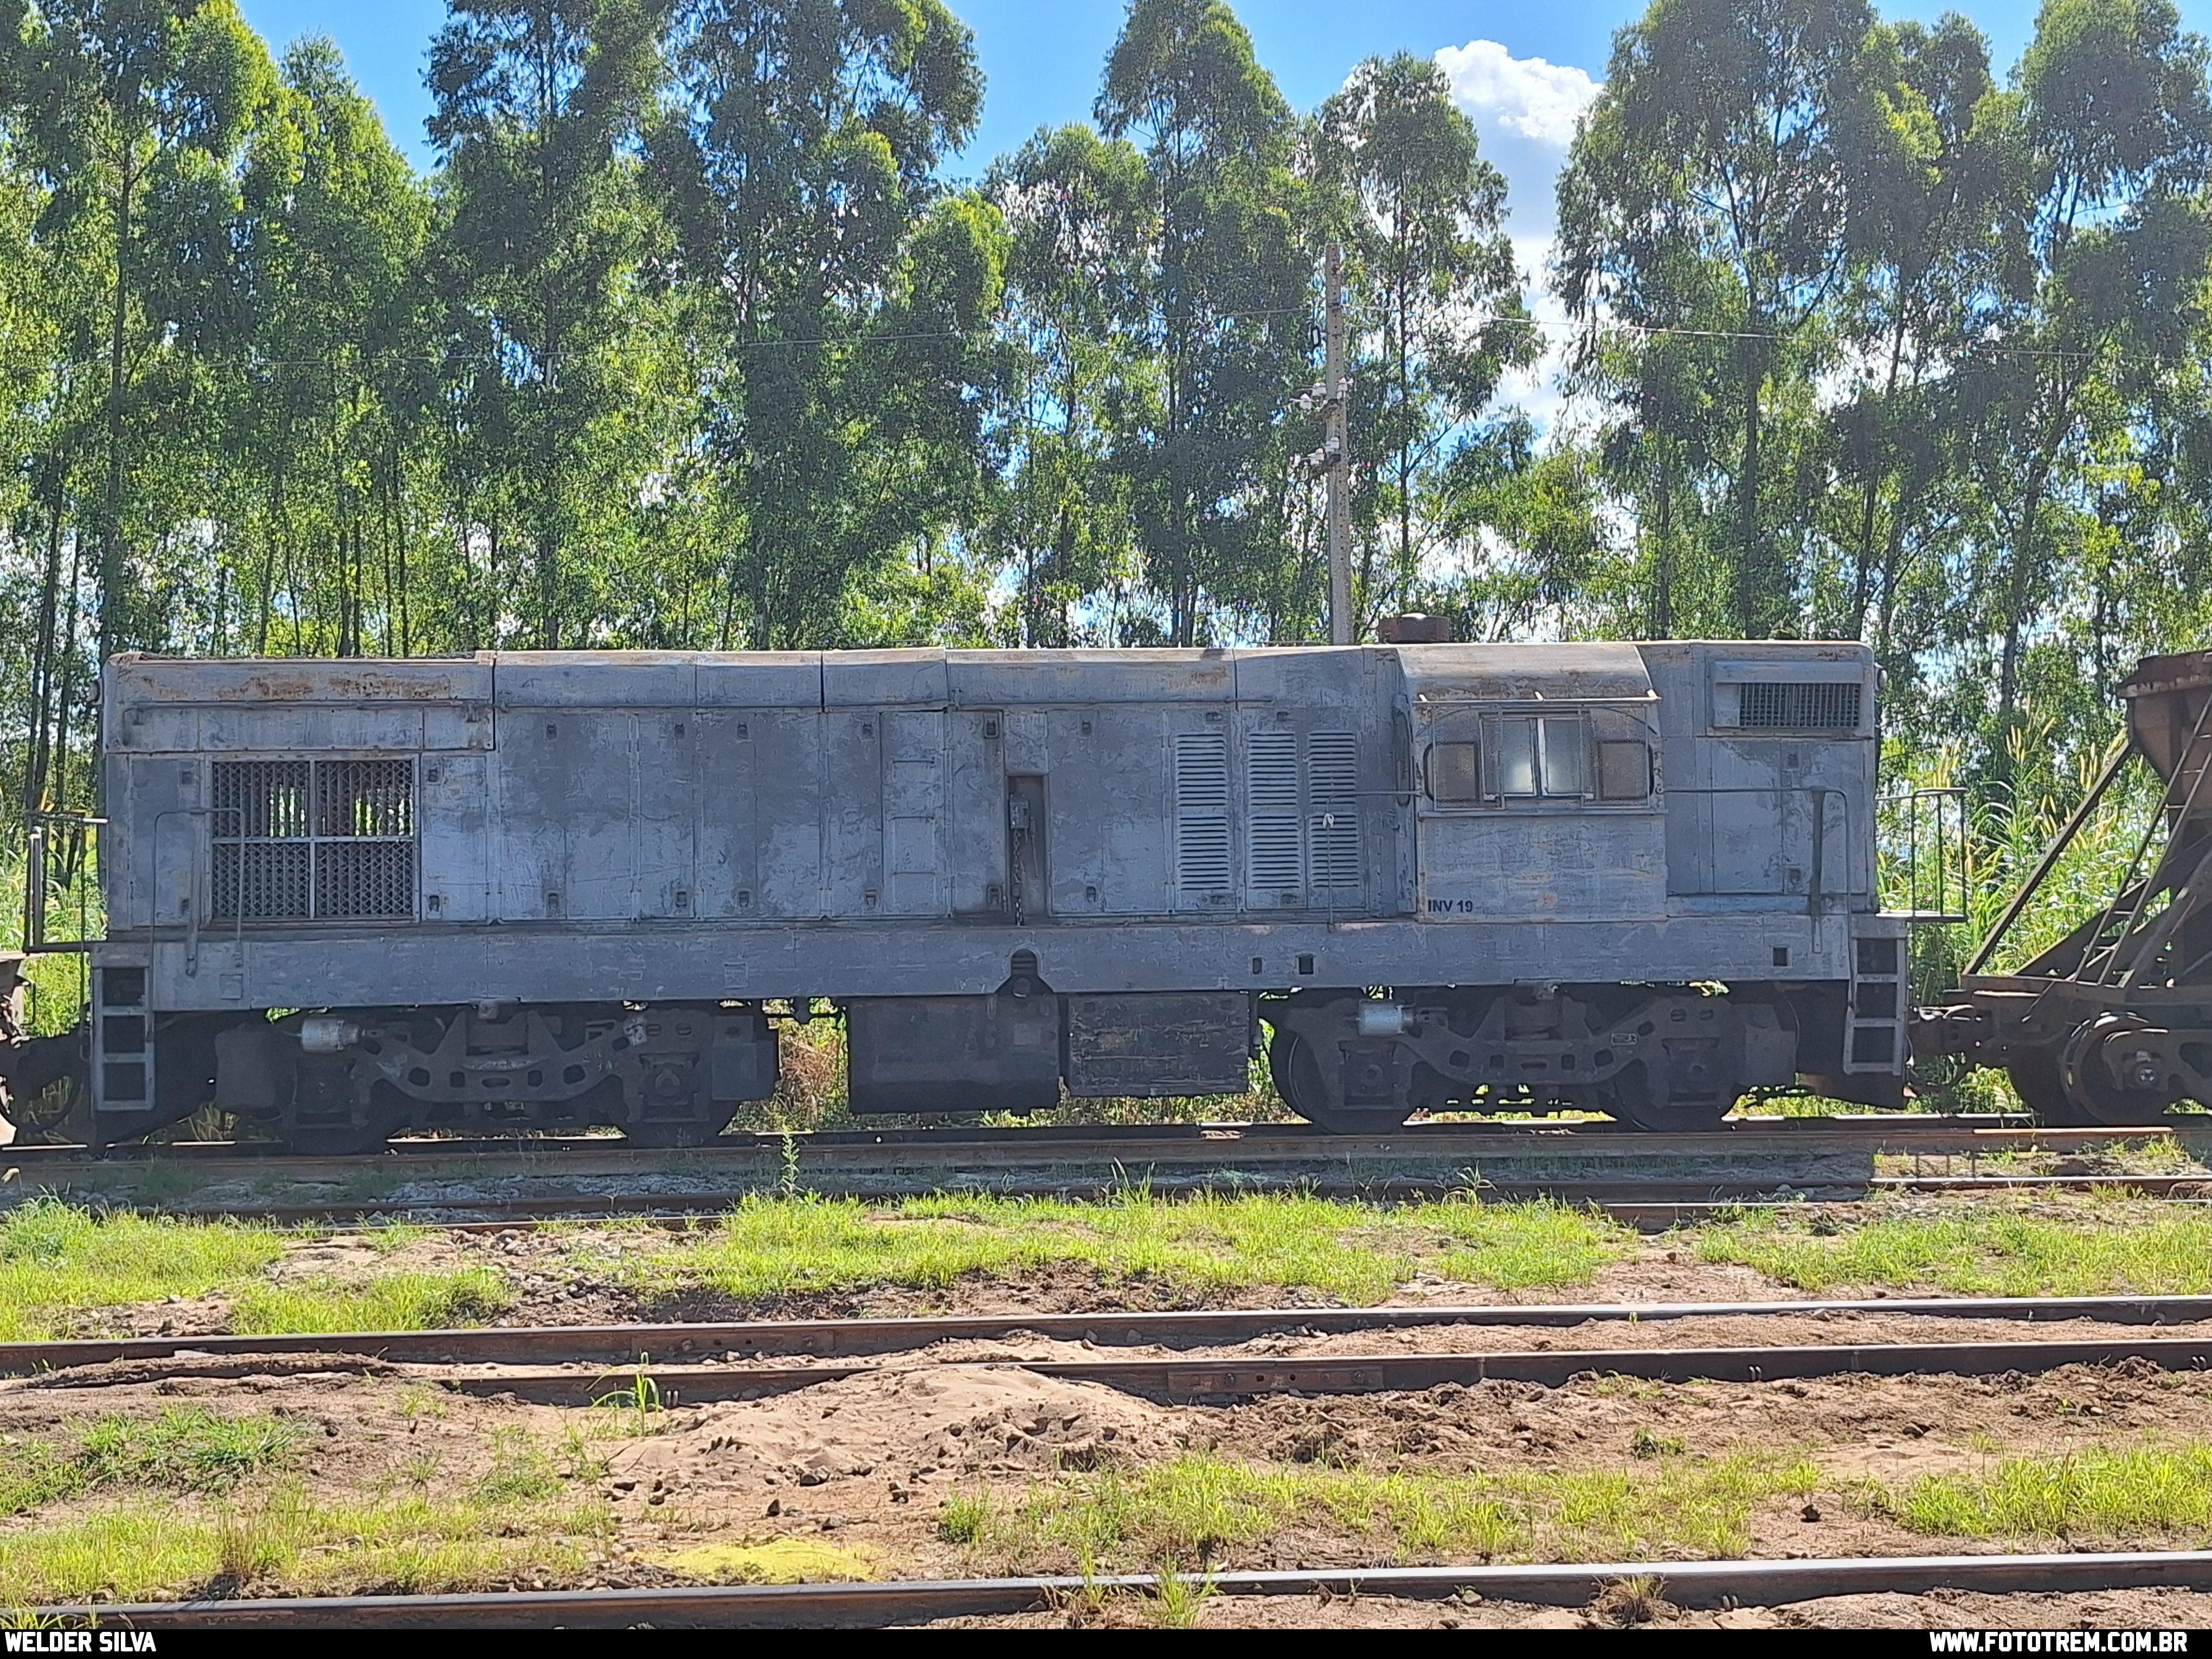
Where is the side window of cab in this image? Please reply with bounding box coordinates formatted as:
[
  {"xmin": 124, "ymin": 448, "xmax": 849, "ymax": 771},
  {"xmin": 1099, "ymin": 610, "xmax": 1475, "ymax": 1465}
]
[{"xmin": 1422, "ymin": 713, "xmax": 1652, "ymax": 807}]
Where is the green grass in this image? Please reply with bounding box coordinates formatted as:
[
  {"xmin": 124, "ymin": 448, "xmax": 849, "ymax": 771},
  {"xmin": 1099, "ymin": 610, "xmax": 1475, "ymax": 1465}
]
[
  {"xmin": 0, "ymin": 1486, "xmax": 614, "ymax": 1604},
  {"xmin": 228, "ymin": 1268, "xmax": 511, "ymax": 1334},
  {"xmin": 0, "ymin": 1198, "xmax": 286, "ymax": 1341},
  {"xmin": 946, "ymin": 1450, "xmax": 1824, "ymax": 1573},
  {"xmin": 1872, "ymin": 1444, "xmax": 2212, "ymax": 1542},
  {"xmin": 0, "ymin": 1425, "xmax": 613, "ymax": 1604},
  {"xmin": 606, "ymin": 1191, "xmax": 1635, "ymax": 1304},
  {"xmin": 0, "ymin": 1407, "xmax": 306, "ymax": 1516},
  {"xmin": 1687, "ymin": 1193, "xmax": 2212, "ymax": 1295}
]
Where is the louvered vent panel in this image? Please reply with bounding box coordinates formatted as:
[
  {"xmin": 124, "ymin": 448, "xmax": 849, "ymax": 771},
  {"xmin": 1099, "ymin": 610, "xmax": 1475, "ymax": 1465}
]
[
  {"xmin": 1174, "ymin": 731, "xmax": 1232, "ymax": 899},
  {"xmin": 1739, "ymin": 681, "xmax": 1861, "ymax": 730},
  {"xmin": 1246, "ymin": 729, "xmax": 1303, "ymax": 898},
  {"xmin": 1307, "ymin": 731, "xmax": 1361, "ymax": 892}
]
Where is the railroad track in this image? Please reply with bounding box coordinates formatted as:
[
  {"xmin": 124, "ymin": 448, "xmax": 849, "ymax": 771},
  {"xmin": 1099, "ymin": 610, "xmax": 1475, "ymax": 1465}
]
[
  {"xmin": 106, "ymin": 1171, "xmax": 2212, "ymax": 1226},
  {"xmin": 4, "ymin": 1115, "xmax": 2202, "ymax": 1223},
  {"xmin": 33, "ymin": 1551, "xmax": 2212, "ymax": 1626},
  {"xmin": 12, "ymin": 1294, "xmax": 2212, "ymax": 1401},
  {"xmin": 0, "ymin": 1111, "xmax": 2177, "ymax": 1164},
  {"xmin": 20, "ymin": 1298, "xmax": 2212, "ymax": 1626},
  {"xmin": 8, "ymin": 1290, "xmax": 2212, "ymax": 1371}
]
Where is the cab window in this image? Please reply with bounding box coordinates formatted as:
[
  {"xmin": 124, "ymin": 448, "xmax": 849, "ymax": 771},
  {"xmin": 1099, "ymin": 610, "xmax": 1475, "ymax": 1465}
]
[{"xmin": 1499, "ymin": 716, "xmax": 1587, "ymax": 799}]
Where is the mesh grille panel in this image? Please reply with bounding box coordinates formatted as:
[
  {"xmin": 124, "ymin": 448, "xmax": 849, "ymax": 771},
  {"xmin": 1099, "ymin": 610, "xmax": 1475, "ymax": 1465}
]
[
  {"xmin": 210, "ymin": 840, "xmax": 311, "ymax": 919},
  {"xmin": 1739, "ymin": 681, "xmax": 1862, "ymax": 730},
  {"xmin": 211, "ymin": 758, "xmax": 415, "ymax": 921},
  {"xmin": 318, "ymin": 840, "xmax": 417, "ymax": 918}
]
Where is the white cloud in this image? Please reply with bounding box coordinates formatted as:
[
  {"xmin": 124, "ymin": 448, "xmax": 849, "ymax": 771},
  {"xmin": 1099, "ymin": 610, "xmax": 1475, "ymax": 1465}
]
[
  {"xmin": 1432, "ymin": 40, "xmax": 1601, "ymax": 241},
  {"xmin": 1429, "ymin": 42, "xmax": 1604, "ymax": 438},
  {"xmin": 1433, "ymin": 41, "xmax": 1601, "ymax": 152}
]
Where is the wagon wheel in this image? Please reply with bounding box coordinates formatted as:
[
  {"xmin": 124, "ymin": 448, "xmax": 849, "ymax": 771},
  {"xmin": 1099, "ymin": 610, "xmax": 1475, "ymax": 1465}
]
[
  {"xmin": 1267, "ymin": 1028, "xmax": 1412, "ymax": 1135},
  {"xmin": 2001, "ymin": 1047, "xmax": 2088, "ymax": 1126},
  {"xmin": 2055, "ymin": 1016, "xmax": 2177, "ymax": 1127}
]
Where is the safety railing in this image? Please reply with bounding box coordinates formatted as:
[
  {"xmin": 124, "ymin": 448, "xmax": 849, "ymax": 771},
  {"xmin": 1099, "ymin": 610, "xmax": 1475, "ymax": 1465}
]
[
  {"xmin": 1880, "ymin": 786, "xmax": 1970, "ymax": 923},
  {"xmin": 21, "ymin": 810, "xmax": 103, "ymax": 954}
]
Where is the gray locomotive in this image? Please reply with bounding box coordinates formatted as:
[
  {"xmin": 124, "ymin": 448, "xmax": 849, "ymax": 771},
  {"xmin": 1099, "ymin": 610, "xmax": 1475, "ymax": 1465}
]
[{"xmin": 1, "ymin": 640, "xmax": 1910, "ymax": 1149}]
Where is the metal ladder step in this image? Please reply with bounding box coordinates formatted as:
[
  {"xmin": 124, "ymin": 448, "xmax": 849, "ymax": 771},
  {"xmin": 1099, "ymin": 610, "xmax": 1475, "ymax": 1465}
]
[{"xmin": 1843, "ymin": 935, "xmax": 1906, "ymax": 1075}]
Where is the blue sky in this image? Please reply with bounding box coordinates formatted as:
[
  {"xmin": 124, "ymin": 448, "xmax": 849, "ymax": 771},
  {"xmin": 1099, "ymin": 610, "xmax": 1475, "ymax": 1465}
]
[
  {"xmin": 237, "ymin": 1, "xmax": 2075, "ymax": 181},
  {"xmin": 227, "ymin": 0, "xmax": 2210, "ymax": 420}
]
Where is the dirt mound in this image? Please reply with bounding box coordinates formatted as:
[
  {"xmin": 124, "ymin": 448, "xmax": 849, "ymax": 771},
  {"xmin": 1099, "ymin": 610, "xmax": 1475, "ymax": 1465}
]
[{"xmin": 612, "ymin": 1363, "xmax": 1181, "ymax": 1488}]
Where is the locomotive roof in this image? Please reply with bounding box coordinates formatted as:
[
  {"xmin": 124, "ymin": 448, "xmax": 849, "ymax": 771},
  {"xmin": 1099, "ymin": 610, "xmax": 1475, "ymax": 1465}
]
[{"xmin": 105, "ymin": 640, "xmax": 1868, "ymax": 711}]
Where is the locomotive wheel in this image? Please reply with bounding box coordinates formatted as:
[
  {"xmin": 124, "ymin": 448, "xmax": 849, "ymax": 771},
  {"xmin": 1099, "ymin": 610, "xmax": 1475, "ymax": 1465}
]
[
  {"xmin": 621, "ymin": 1060, "xmax": 733, "ymax": 1148},
  {"xmin": 1268, "ymin": 1029, "xmax": 1413, "ymax": 1135},
  {"xmin": 1595, "ymin": 1062, "xmax": 1728, "ymax": 1134}
]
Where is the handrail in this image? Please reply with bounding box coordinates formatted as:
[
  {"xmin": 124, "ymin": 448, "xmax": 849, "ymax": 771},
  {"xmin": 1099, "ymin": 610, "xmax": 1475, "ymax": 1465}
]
[
  {"xmin": 22, "ymin": 810, "xmax": 105, "ymax": 955},
  {"xmin": 1881, "ymin": 786, "xmax": 1969, "ymax": 923}
]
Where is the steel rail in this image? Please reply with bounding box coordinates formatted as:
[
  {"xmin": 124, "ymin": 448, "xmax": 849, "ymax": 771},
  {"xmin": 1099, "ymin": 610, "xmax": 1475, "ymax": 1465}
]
[
  {"xmin": 19, "ymin": 1336, "xmax": 2212, "ymax": 1402},
  {"xmin": 10, "ymin": 1293, "xmax": 2212, "ymax": 1375},
  {"xmin": 13, "ymin": 1172, "xmax": 2203, "ymax": 1230},
  {"xmin": 0, "ymin": 1115, "xmax": 2182, "ymax": 1166},
  {"xmin": 32, "ymin": 1550, "xmax": 2212, "ymax": 1626},
  {"xmin": 397, "ymin": 1336, "xmax": 2212, "ymax": 1403}
]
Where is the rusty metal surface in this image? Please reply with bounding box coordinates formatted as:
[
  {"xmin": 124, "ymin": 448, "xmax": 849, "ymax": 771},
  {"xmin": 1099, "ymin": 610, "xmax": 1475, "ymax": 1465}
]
[
  {"xmin": 10, "ymin": 1293, "xmax": 2212, "ymax": 1375},
  {"xmin": 34, "ymin": 1551, "xmax": 2212, "ymax": 1626},
  {"xmin": 23, "ymin": 1336, "xmax": 2211, "ymax": 1406},
  {"xmin": 346, "ymin": 1336, "xmax": 2212, "ymax": 1405},
  {"xmin": 32, "ymin": 1551, "xmax": 2212, "ymax": 1626}
]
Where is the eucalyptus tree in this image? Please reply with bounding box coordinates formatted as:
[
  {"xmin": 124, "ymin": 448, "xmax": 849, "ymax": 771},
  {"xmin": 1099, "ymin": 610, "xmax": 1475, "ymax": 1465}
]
[
  {"xmin": 1095, "ymin": 0, "xmax": 1309, "ymax": 645},
  {"xmin": 0, "ymin": 134, "xmax": 73, "ymax": 826},
  {"xmin": 1973, "ymin": 0, "xmax": 2212, "ymax": 764},
  {"xmin": 1312, "ymin": 50, "xmax": 1534, "ymax": 630},
  {"xmin": 0, "ymin": 0, "xmax": 270, "ymax": 670},
  {"xmin": 232, "ymin": 38, "xmax": 431, "ymax": 657},
  {"xmin": 656, "ymin": 0, "xmax": 1001, "ymax": 649},
  {"xmin": 983, "ymin": 122, "xmax": 1152, "ymax": 647},
  {"xmin": 1557, "ymin": 0, "xmax": 1877, "ymax": 636},
  {"xmin": 1821, "ymin": 15, "xmax": 2010, "ymax": 677},
  {"xmin": 428, "ymin": 0, "xmax": 671, "ymax": 648}
]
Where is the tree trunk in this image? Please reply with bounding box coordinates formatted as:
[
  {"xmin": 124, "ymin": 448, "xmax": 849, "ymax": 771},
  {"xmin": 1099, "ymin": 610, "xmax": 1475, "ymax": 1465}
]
[
  {"xmin": 98, "ymin": 147, "xmax": 135, "ymax": 735},
  {"xmin": 1734, "ymin": 361, "xmax": 1764, "ymax": 636},
  {"xmin": 23, "ymin": 488, "xmax": 68, "ymax": 825}
]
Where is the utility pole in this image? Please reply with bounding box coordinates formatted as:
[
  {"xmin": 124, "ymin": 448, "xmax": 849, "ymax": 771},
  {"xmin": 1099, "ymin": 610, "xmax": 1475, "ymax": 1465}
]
[{"xmin": 1324, "ymin": 241, "xmax": 1352, "ymax": 647}]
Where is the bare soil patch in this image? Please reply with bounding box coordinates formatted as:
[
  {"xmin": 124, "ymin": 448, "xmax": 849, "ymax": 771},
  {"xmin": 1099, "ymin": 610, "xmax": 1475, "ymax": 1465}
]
[{"xmin": 12, "ymin": 1330, "xmax": 2212, "ymax": 1601}]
